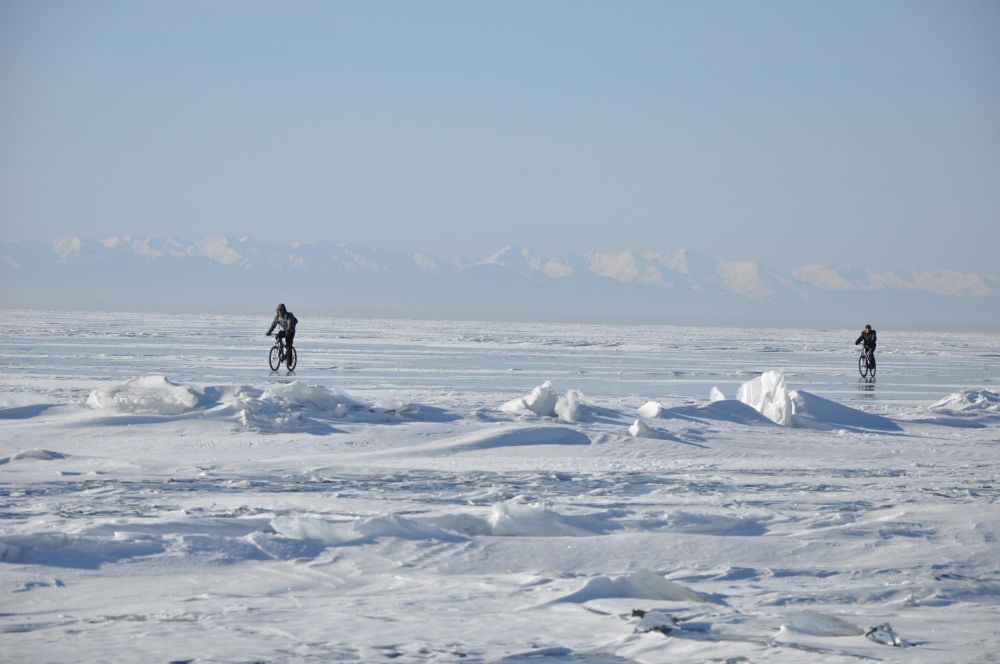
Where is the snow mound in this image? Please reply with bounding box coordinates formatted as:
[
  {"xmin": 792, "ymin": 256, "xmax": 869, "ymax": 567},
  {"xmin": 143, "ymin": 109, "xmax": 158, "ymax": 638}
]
[
  {"xmin": 553, "ymin": 389, "xmax": 583, "ymax": 421},
  {"xmin": 688, "ymin": 400, "xmax": 774, "ymax": 425},
  {"xmin": 0, "ymin": 392, "xmax": 54, "ymax": 408},
  {"xmin": 221, "ymin": 382, "xmax": 439, "ymax": 433},
  {"xmin": 489, "ymin": 500, "xmax": 599, "ymax": 537},
  {"xmin": 736, "ymin": 370, "xmax": 792, "ymax": 426},
  {"xmin": 790, "ymin": 390, "xmax": 901, "ymax": 432},
  {"xmin": 552, "ymin": 570, "xmax": 714, "ymax": 604},
  {"xmin": 662, "ymin": 511, "xmax": 767, "ymax": 536},
  {"xmin": 782, "ymin": 610, "xmax": 863, "ymax": 637},
  {"xmin": 376, "ymin": 425, "xmax": 591, "ymax": 457},
  {"xmin": 270, "ymin": 514, "xmax": 461, "ymax": 546},
  {"xmin": 0, "ymin": 532, "xmax": 166, "ymax": 568},
  {"xmin": 429, "ymin": 501, "xmax": 608, "ymax": 538},
  {"xmin": 231, "ymin": 382, "xmax": 365, "ymax": 431},
  {"xmin": 734, "ymin": 373, "xmax": 900, "ymax": 431},
  {"xmin": 0, "ymin": 449, "xmax": 67, "ymax": 465},
  {"xmin": 86, "ymin": 376, "xmax": 200, "ymax": 415},
  {"xmin": 634, "ymin": 609, "xmax": 680, "ymax": 634},
  {"xmin": 628, "ymin": 419, "xmax": 671, "ymax": 440},
  {"xmin": 657, "ymin": 399, "xmax": 774, "ymax": 426},
  {"xmin": 636, "ymin": 401, "xmax": 663, "ymax": 418},
  {"xmin": 260, "ymin": 382, "xmax": 366, "ymax": 412},
  {"xmin": 931, "ymin": 389, "xmax": 1000, "ymax": 414},
  {"xmin": 501, "ymin": 381, "xmax": 588, "ymax": 422},
  {"xmin": 502, "ymin": 380, "xmax": 559, "ymax": 417}
]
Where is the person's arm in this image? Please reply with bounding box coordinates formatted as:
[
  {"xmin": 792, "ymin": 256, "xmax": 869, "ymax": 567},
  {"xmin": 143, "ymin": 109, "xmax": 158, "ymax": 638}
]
[
  {"xmin": 266, "ymin": 315, "xmax": 278, "ymax": 335},
  {"xmin": 855, "ymin": 333, "xmax": 863, "ymax": 345}
]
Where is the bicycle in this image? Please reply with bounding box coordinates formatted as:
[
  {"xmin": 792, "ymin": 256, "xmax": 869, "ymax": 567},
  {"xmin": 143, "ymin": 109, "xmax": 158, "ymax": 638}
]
[
  {"xmin": 858, "ymin": 347, "xmax": 875, "ymax": 378},
  {"xmin": 268, "ymin": 334, "xmax": 297, "ymax": 372}
]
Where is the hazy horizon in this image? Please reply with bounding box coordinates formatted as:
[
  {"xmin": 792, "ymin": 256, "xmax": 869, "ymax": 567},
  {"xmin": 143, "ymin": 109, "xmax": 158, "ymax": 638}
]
[{"xmin": 3, "ymin": 2, "xmax": 999, "ymax": 274}]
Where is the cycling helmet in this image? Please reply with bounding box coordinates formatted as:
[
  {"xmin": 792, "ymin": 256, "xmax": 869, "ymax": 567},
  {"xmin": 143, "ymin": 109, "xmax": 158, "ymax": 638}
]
[{"xmin": 276, "ymin": 303, "xmax": 286, "ymax": 314}]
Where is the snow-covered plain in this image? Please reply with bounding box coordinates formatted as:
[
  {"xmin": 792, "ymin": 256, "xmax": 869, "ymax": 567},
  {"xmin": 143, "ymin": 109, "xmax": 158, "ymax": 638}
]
[{"xmin": 1, "ymin": 311, "xmax": 998, "ymax": 663}]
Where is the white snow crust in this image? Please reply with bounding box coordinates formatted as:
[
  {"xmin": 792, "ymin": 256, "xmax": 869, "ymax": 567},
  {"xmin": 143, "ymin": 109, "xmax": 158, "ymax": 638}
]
[{"xmin": 3, "ymin": 312, "xmax": 999, "ymax": 663}]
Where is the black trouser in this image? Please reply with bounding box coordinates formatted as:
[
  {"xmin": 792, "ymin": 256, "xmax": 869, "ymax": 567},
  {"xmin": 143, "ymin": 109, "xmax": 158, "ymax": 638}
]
[
  {"xmin": 276, "ymin": 330, "xmax": 294, "ymax": 353},
  {"xmin": 865, "ymin": 347, "xmax": 876, "ymax": 368}
]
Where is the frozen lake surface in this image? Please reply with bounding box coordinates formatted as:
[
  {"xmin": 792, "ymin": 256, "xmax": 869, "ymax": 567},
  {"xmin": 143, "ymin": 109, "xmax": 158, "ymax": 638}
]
[
  {"xmin": 4, "ymin": 311, "xmax": 997, "ymax": 406},
  {"xmin": 2, "ymin": 311, "xmax": 999, "ymax": 663}
]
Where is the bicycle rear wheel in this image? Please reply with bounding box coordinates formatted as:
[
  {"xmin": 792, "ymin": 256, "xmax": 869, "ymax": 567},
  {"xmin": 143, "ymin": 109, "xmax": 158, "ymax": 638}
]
[
  {"xmin": 858, "ymin": 353, "xmax": 869, "ymax": 378},
  {"xmin": 868, "ymin": 355, "xmax": 876, "ymax": 378},
  {"xmin": 269, "ymin": 345, "xmax": 281, "ymax": 371},
  {"xmin": 286, "ymin": 346, "xmax": 297, "ymax": 371}
]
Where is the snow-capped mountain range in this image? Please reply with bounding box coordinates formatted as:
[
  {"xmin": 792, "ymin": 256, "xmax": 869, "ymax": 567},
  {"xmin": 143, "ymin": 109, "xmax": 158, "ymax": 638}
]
[{"xmin": 2, "ymin": 235, "xmax": 997, "ymax": 329}]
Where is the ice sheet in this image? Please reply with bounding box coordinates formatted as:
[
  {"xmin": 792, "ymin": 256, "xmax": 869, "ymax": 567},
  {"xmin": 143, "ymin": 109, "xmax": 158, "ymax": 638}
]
[{"xmin": 2, "ymin": 310, "xmax": 999, "ymax": 663}]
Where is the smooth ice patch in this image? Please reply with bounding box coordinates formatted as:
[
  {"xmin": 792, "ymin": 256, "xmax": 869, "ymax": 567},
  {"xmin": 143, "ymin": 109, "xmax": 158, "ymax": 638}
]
[{"xmin": 86, "ymin": 375, "xmax": 200, "ymax": 415}]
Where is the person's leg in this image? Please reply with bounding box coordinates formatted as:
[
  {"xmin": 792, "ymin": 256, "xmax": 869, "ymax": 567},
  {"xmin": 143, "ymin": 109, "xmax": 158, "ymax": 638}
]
[
  {"xmin": 285, "ymin": 332, "xmax": 295, "ymax": 366},
  {"xmin": 870, "ymin": 349, "xmax": 875, "ymax": 369},
  {"xmin": 276, "ymin": 331, "xmax": 287, "ymax": 354}
]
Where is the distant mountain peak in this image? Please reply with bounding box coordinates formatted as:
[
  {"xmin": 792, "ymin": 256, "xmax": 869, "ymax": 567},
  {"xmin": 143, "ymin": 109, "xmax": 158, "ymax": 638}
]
[{"xmin": 1, "ymin": 235, "xmax": 994, "ymax": 328}]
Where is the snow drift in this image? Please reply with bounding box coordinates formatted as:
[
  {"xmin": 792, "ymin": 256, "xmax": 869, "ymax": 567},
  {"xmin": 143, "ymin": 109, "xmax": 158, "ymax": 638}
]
[
  {"xmin": 86, "ymin": 376, "xmax": 200, "ymax": 415},
  {"xmin": 735, "ymin": 371, "xmax": 901, "ymax": 431},
  {"xmin": 501, "ymin": 381, "xmax": 591, "ymax": 422},
  {"xmin": 790, "ymin": 389, "xmax": 901, "ymax": 431},
  {"xmin": 84, "ymin": 377, "xmax": 443, "ymax": 433},
  {"xmin": 931, "ymin": 389, "xmax": 1000, "ymax": 415},
  {"xmin": 362, "ymin": 425, "xmax": 591, "ymax": 457},
  {"xmin": 736, "ymin": 371, "xmax": 793, "ymax": 426},
  {"xmin": 549, "ymin": 570, "xmax": 716, "ymax": 605},
  {"xmin": 487, "ymin": 500, "xmax": 600, "ymax": 537},
  {"xmin": 270, "ymin": 514, "xmax": 461, "ymax": 546}
]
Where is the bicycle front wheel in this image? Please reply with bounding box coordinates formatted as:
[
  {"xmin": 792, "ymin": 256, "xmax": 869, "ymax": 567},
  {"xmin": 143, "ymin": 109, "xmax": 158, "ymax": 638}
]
[
  {"xmin": 858, "ymin": 353, "xmax": 868, "ymax": 377},
  {"xmin": 269, "ymin": 345, "xmax": 281, "ymax": 371},
  {"xmin": 286, "ymin": 346, "xmax": 297, "ymax": 371}
]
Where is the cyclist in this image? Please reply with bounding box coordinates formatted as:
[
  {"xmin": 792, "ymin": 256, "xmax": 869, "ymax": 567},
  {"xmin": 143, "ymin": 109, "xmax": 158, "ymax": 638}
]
[
  {"xmin": 266, "ymin": 303, "xmax": 298, "ymax": 368},
  {"xmin": 855, "ymin": 324, "xmax": 877, "ymax": 372}
]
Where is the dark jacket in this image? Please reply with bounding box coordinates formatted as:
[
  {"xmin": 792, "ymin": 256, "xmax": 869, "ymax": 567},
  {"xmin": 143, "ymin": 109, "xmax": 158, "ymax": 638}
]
[
  {"xmin": 855, "ymin": 329, "xmax": 877, "ymax": 351},
  {"xmin": 267, "ymin": 311, "xmax": 298, "ymax": 336}
]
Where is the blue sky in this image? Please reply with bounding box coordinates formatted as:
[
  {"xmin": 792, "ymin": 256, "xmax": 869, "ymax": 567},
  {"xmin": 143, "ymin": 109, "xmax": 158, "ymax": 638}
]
[{"xmin": 2, "ymin": 1, "xmax": 998, "ymax": 271}]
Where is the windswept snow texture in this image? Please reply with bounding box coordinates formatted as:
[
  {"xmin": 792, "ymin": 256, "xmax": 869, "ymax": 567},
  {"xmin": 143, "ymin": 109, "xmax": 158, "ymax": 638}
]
[
  {"xmin": 86, "ymin": 375, "xmax": 199, "ymax": 415},
  {"xmin": 2, "ymin": 311, "xmax": 1000, "ymax": 663}
]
